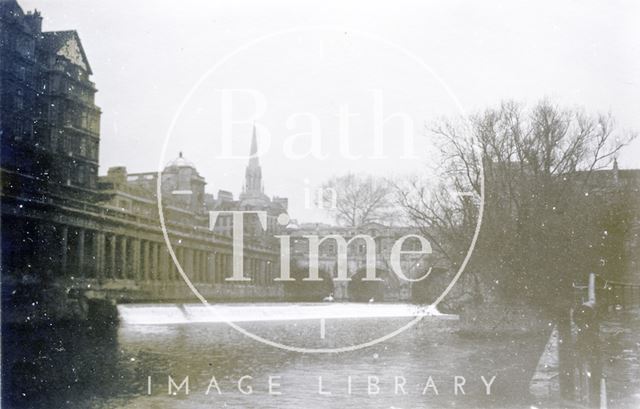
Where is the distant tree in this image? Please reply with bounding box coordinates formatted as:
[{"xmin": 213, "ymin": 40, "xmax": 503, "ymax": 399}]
[
  {"xmin": 320, "ymin": 173, "xmax": 396, "ymax": 227},
  {"xmin": 397, "ymin": 100, "xmax": 636, "ymax": 311},
  {"xmin": 283, "ymin": 260, "xmax": 334, "ymax": 302}
]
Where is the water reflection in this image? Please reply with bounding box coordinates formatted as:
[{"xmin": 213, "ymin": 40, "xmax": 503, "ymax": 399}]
[{"xmin": 3, "ymin": 306, "xmax": 552, "ymax": 409}]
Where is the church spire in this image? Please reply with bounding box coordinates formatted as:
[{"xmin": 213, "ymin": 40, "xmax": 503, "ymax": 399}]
[
  {"xmin": 249, "ymin": 123, "xmax": 259, "ymax": 167},
  {"xmin": 243, "ymin": 124, "xmax": 263, "ymax": 196}
]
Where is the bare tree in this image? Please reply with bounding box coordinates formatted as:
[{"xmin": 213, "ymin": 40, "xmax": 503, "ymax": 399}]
[
  {"xmin": 320, "ymin": 173, "xmax": 396, "ymax": 227},
  {"xmin": 397, "ymin": 100, "xmax": 636, "ymax": 308}
]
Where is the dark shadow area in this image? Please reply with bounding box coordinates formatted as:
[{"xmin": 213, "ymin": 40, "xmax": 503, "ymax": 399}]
[
  {"xmin": 347, "ymin": 268, "xmax": 392, "ymax": 302},
  {"xmin": 1, "ymin": 322, "xmax": 132, "ymax": 409},
  {"xmin": 283, "ymin": 265, "xmax": 334, "ymax": 302}
]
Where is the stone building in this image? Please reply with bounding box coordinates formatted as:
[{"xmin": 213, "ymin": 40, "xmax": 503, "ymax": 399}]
[
  {"xmin": 209, "ymin": 126, "xmax": 289, "ymax": 238},
  {"xmin": 288, "ymin": 221, "xmax": 448, "ymax": 301},
  {"xmin": 1, "ymin": 0, "xmax": 101, "ymax": 190},
  {"xmin": 97, "ymin": 153, "xmax": 282, "ymax": 302},
  {"xmin": 575, "ymin": 160, "xmax": 640, "ymax": 283},
  {"xmin": 0, "ymin": 1, "xmax": 283, "ymax": 324}
]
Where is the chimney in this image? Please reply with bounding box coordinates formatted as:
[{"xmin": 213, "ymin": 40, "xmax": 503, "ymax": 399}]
[
  {"xmin": 107, "ymin": 166, "xmax": 128, "ymax": 184},
  {"xmin": 24, "ymin": 10, "xmax": 43, "ymax": 33}
]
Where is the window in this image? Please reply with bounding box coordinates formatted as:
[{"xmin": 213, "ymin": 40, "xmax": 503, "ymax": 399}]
[
  {"xmin": 80, "ymin": 111, "xmax": 88, "ymax": 128},
  {"xmin": 72, "ymin": 164, "xmax": 83, "ymax": 185},
  {"xmin": 15, "ymin": 89, "xmax": 23, "ymax": 109},
  {"xmin": 16, "ymin": 36, "xmax": 34, "ymax": 59},
  {"xmin": 57, "ymin": 131, "xmax": 65, "ymax": 152},
  {"xmin": 89, "ymin": 114, "xmax": 99, "ymax": 134},
  {"xmin": 17, "ymin": 65, "xmax": 26, "ymax": 80},
  {"xmin": 49, "ymin": 103, "xmax": 57, "ymax": 121},
  {"xmin": 14, "ymin": 122, "xmax": 23, "ymax": 141},
  {"xmin": 89, "ymin": 168, "xmax": 96, "ymax": 187},
  {"xmin": 90, "ymin": 141, "xmax": 98, "ymax": 159}
]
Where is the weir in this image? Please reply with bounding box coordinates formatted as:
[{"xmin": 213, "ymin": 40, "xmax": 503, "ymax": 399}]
[{"xmin": 117, "ymin": 303, "xmax": 458, "ymax": 325}]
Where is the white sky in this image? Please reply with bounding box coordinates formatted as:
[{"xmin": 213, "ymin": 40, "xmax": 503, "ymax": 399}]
[{"xmin": 22, "ymin": 0, "xmax": 640, "ymax": 222}]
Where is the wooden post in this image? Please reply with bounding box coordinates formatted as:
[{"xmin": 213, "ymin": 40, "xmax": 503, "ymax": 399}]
[
  {"xmin": 574, "ymin": 273, "xmax": 602, "ymax": 407},
  {"xmin": 557, "ymin": 307, "xmax": 575, "ymax": 400},
  {"xmin": 600, "ymin": 378, "xmax": 607, "ymax": 409}
]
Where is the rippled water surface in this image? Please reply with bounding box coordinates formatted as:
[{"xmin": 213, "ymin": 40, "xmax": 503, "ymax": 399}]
[{"xmin": 4, "ymin": 304, "xmax": 638, "ymax": 408}]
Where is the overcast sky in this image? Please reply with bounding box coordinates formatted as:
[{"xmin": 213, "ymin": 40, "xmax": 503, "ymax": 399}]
[{"xmin": 22, "ymin": 0, "xmax": 640, "ymax": 222}]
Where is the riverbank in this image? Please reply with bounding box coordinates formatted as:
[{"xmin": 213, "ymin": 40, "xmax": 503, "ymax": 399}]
[
  {"xmin": 456, "ymin": 302, "xmax": 553, "ymax": 337},
  {"xmin": 600, "ymin": 307, "xmax": 640, "ymax": 409}
]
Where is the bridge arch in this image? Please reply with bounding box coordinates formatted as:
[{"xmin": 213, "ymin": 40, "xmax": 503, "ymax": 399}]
[{"xmin": 346, "ymin": 267, "xmax": 405, "ymax": 302}]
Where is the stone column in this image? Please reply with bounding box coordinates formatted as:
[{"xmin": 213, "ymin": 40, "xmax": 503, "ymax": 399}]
[
  {"xmin": 143, "ymin": 240, "xmax": 150, "ymax": 281},
  {"xmin": 220, "ymin": 254, "xmax": 226, "ymax": 282},
  {"xmin": 207, "ymin": 253, "xmax": 214, "ymax": 283},
  {"xmin": 196, "ymin": 251, "xmax": 203, "ymax": 282},
  {"xmin": 132, "ymin": 238, "xmax": 141, "ymax": 281},
  {"xmin": 91, "ymin": 231, "xmax": 100, "ymax": 278},
  {"xmin": 174, "ymin": 247, "xmax": 184, "ymax": 280},
  {"xmin": 259, "ymin": 260, "xmax": 265, "ymax": 285},
  {"xmin": 77, "ymin": 229, "xmax": 85, "ymax": 278},
  {"xmin": 215, "ymin": 253, "xmax": 221, "ymax": 284},
  {"xmin": 171, "ymin": 247, "xmax": 183, "ymax": 280},
  {"xmin": 60, "ymin": 225, "xmax": 68, "ymax": 274},
  {"xmin": 96, "ymin": 232, "xmax": 105, "ymax": 279},
  {"xmin": 220, "ymin": 253, "xmax": 226, "ymax": 283},
  {"xmin": 265, "ymin": 260, "xmax": 271, "ymax": 286},
  {"xmin": 119, "ymin": 236, "xmax": 128, "ymax": 279},
  {"xmin": 91, "ymin": 232, "xmax": 99, "ymax": 278},
  {"xmin": 199, "ymin": 251, "xmax": 206, "ymax": 283},
  {"xmin": 185, "ymin": 248, "xmax": 190, "ymax": 274},
  {"xmin": 109, "ymin": 235, "xmax": 116, "ymax": 279},
  {"xmin": 160, "ymin": 247, "xmax": 169, "ymax": 282},
  {"xmin": 192, "ymin": 249, "xmax": 199, "ymax": 282},
  {"xmin": 175, "ymin": 248, "xmax": 181, "ymax": 280},
  {"xmin": 189, "ymin": 249, "xmax": 195, "ymax": 280},
  {"xmin": 214, "ymin": 253, "xmax": 221, "ymax": 283},
  {"xmin": 168, "ymin": 248, "xmax": 174, "ymax": 281},
  {"xmin": 151, "ymin": 242, "xmax": 159, "ymax": 281}
]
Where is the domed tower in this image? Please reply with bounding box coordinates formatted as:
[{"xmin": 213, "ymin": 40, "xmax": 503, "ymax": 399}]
[{"xmin": 161, "ymin": 152, "xmax": 206, "ymax": 213}]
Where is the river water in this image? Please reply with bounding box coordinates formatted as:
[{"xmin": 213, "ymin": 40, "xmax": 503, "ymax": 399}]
[
  {"xmin": 4, "ymin": 304, "xmax": 638, "ymax": 408},
  {"xmin": 4, "ymin": 303, "xmax": 557, "ymax": 409},
  {"xmin": 0, "ymin": 303, "xmax": 620, "ymax": 409}
]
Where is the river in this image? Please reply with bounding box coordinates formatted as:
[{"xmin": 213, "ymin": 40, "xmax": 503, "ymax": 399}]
[{"xmin": 9, "ymin": 303, "xmax": 639, "ymax": 408}]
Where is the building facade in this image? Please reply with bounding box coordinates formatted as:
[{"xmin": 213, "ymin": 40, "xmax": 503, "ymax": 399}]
[
  {"xmin": 288, "ymin": 221, "xmax": 449, "ymax": 301},
  {"xmin": 1, "ymin": 1, "xmax": 100, "ymax": 190},
  {"xmin": 0, "ymin": 1, "xmax": 284, "ymax": 324}
]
